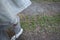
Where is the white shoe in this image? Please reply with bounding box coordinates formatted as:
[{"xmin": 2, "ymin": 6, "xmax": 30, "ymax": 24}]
[{"xmin": 11, "ymin": 28, "xmax": 23, "ymax": 40}]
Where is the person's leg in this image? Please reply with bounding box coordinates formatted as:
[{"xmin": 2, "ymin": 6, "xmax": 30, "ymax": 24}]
[
  {"xmin": 13, "ymin": 16, "xmax": 21, "ymax": 34},
  {"xmin": 0, "ymin": 30, "xmax": 10, "ymax": 40},
  {"xmin": 11, "ymin": 15, "xmax": 23, "ymax": 40}
]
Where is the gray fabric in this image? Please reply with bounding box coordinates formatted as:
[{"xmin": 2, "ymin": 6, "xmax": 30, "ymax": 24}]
[
  {"xmin": 0, "ymin": 16, "xmax": 21, "ymax": 40},
  {"xmin": 0, "ymin": 0, "xmax": 31, "ymax": 40},
  {"xmin": 13, "ymin": 16, "xmax": 21, "ymax": 34},
  {"xmin": 0, "ymin": 0, "xmax": 31, "ymax": 23},
  {"xmin": 0, "ymin": 23, "xmax": 11, "ymax": 30},
  {"xmin": 0, "ymin": 0, "xmax": 31, "ymax": 29},
  {"xmin": 0, "ymin": 30, "xmax": 10, "ymax": 40}
]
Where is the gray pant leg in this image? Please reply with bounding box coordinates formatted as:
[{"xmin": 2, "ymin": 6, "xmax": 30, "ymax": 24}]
[
  {"xmin": 13, "ymin": 16, "xmax": 21, "ymax": 34},
  {"xmin": 0, "ymin": 30, "xmax": 10, "ymax": 40}
]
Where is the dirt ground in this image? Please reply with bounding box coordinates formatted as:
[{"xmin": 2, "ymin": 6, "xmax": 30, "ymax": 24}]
[
  {"xmin": 20, "ymin": 1, "xmax": 60, "ymax": 16},
  {"xmin": 17, "ymin": 1, "xmax": 60, "ymax": 40},
  {"xmin": 17, "ymin": 30, "xmax": 60, "ymax": 40}
]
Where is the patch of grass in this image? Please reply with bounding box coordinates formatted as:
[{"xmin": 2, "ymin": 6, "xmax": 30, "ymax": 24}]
[{"xmin": 20, "ymin": 14, "xmax": 60, "ymax": 32}]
